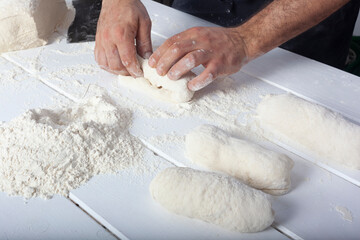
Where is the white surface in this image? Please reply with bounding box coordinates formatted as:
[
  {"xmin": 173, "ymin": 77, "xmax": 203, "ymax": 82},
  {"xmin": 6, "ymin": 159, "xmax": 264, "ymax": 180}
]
[
  {"xmin": 0, "ymin": 193, "xmax": 115, "ymax": 240},
  {"xmin": 0, "ymin": 56, "xmax": 68, "ymax": 120},
  {"xmin": 70, "ymin": 151, "xmax": 286, "ymax": 240},
  {"xmin": 242, "ymin": 48, "xmax": 360, "ymax": 124},
  {"xmin": 1, "ymin": 0, "xmax": 360, "ymax": 239},
  {"xmin": 0, "ymin": 61, "xmax": 115, "ymax": 240},
  {"xmin": 127, "ymin": 110, "xmax": 360, "ymax": 239}
]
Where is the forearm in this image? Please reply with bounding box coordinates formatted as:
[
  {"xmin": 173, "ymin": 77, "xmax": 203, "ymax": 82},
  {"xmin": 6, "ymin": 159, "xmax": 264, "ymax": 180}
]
[{"xmin": 236, "ymin": 0, "xmax": 350, "ymax": 61}]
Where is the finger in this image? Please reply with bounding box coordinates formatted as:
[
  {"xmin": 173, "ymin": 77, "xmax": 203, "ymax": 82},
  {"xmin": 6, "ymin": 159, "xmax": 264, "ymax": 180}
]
[
  {"xmin": 95, "ymin": 45, "xmax": 109, "ymax": 69},
  {"xmin": 104, "ymin": 44, "xmax": 129, "ymax": 75},
  {"xmin": 136, "ymin": 16, "xmax": 153, "ymax": 59},
  {"xmin": 116, "ymin": 29, "xmax": 143, "ymax": 77},
  {"xmin": 148, "ymin": 32, "xmax": 184, "ymax": 68},
  {"xmin": 187, "ymin": 63, "xmax": 217, "ymax": 91},
  {"xmin": 167, "ymin": 49, "xmax": 209, "ymax": 80},
  {"xmin": 156, "ymin": 40, "xmax": 199, "ymax": 76}
]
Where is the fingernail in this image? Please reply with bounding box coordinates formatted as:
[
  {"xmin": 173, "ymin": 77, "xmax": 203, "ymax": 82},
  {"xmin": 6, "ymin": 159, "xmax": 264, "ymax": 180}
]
[
  {"xmin": 114, "ymin": 70, "xmax": 129, "ymax": 76},
  {"xmin": 148, "ymin": 57, "xmax": 156, "ymax": 67},
  {"xmin": 121, "ymin": 60, "xmax": 130, "ymax": 67},
  {"xmin": 157, "ymin": 63, "xmax": 164, "ymax": 76},
  {"xmin": 131, "ymin": 64, "xmax": 143, "ymax": 78},
  {"xmin": 100, "ymin": 65, "xmax": 109, "ymax": 70},
  {"xmin": 168, "ymin": 70, "xmax": 180, "ymax": 80},
  {"xmin": 143, "ymin": 52, "xmax": 152, "ymax": 59},
  {"xmin": 190, "ymin": 73, "xmax": 214, "ymax": 91}
]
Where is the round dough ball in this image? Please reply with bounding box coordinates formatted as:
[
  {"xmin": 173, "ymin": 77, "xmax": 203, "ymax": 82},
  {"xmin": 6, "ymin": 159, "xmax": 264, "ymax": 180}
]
[
  {"xmin": 0, "ymin": 0, "xmax": 70, "ymax": 53},
  {"xmin": 150, "ymin": 167, "xmax": 274, "ymax": 233}
]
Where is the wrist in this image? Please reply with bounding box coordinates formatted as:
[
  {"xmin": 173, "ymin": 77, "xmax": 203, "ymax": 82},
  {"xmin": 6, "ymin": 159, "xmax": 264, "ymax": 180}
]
[{"xmin": 233, "ymin": 25, "xmax": 263, "ymax": 62}]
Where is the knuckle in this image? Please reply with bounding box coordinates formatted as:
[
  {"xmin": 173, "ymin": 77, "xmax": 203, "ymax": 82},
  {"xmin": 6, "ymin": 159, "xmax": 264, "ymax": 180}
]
[
  {"xmin": 102, "ymin": 29, "xmax": 111, "ymax": 41},
  {"xmin": 171, "ymin": 45, "xmax": 181, "ymax": 54},
  {"xmin": 111, "ymin": 47, "xmax": 119, "ymax": 56},
  {"xmin": 143, "ymin": 16, "xmax": 152, "ymax": 26},
  {"xmin": 168, "ymin": 35, "xmax": 178, "ymax": 45},
  {"xmin": 113, "ymin": 27, "xmax": 125, "ymax": 40}
]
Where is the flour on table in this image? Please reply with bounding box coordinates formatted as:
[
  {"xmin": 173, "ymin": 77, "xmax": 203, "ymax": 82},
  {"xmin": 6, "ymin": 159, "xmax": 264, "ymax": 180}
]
[
  {"xmin": 257, "ymin": 94, "xmax": 360, "ymax": 170},
  {"xmin": 334, "ymin": 205, "xmax": 353, "ymax": 222},
  {"xmin": 117, "ymin": 57, "xmax": 195, "ymax": 103},
  {"xmin": 0, "ymin": 94, "xmax": 144, "ymax": 199},
  {"xmin": 185, "ymin": 125, "xmax": 294, "ymax": 195},
  {"xmin": 150, "ymin": 167, "xmax": 274, "ymax": 233},
  {"xmin": 0, "ymin": 0, "xmax": 73, "ymax": 53}
]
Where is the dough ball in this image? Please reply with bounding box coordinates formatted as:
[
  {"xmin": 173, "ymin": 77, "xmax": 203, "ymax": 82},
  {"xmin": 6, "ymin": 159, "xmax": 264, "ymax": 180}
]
[
  {"xmin": 117, "ymin": 57, "xmax": 195, "ymax": 103},
  {"xmin": 141, "ymin": 58, "xmax": 195, "ymax": 103},
  {"xmin": 0, "ymin": 0, "xmax": 71, "ymax": 53},
  {"xmin": 149, "ymin": 167, "xmax": 274, "ymax": 233},
  {"xmin": 257, "ymin": 94, "xmax": 360, "ymax": 170},
  {"xmin": 186, "ymin": 125, "xmax": 294, "ymax": 195}
]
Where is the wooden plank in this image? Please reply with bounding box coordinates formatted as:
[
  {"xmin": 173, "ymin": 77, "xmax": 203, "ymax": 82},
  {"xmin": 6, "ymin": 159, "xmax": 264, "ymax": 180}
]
[
  {"xmin": 6, "ymin": 38, "xmax": 359, "ymax": 187},
  {"xmin": 126, "ymin": 111, "xmax": 360, "ymax": 239},
  {"xmin": 0, "ymin": 54, "xmax": 288, "ymax": 239},
  {"xmin": 0, "ymin": 59, "xmax": 116, "ymax": 240},
  {"xmin": 2, "ymin": 2, "xmax": 360, "ymax": 238},
  {"xmin": 70, "ymin": 150, "xmax": 289, "ymax": 240},
  {"xmin": 0, "ymin": 194, "xmax": 116, "ymax": 240},
  {"xmin": 241, "ymin": 48, "xmax": 360, "ymax": 124}
]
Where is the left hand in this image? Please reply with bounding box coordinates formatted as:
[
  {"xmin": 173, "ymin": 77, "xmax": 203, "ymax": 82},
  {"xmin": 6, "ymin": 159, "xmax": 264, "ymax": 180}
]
[{"xmin": 148, "ymin": 27, "xmax": 249, "ymax": 91}]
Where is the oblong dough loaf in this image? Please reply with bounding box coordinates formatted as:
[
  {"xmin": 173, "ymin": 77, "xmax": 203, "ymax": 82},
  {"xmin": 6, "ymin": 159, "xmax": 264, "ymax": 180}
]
[
  {"xmin": 185, "ymin": 125, "xmax": 294, "ymax": 195},
  {"xmin": 149, "ymin": 167, "xmax": 274, "ymax": 233},
  {"xmin": 257, "ymin": 94, "xmax": 360, "ymax": 170}
]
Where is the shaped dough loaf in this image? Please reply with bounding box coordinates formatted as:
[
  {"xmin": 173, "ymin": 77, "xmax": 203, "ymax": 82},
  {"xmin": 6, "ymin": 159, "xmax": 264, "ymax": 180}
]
[
  {"xmin": 0, "ymin": 0, "xmax": 71, "ymax": 53},
  {"xmin": 117, "ymin": 57, "xmax": 195, "ymax": 103},
  {"xmin": 185, "ymin": 125, "xmax": 294, "ymax": 195},
  {"xmin": 257, "ymin": 94, "xmax": 360, "ymax": 170},
  {"xmin": 150, "ymin": 167, "xmax": 274, "ymax": 233}
]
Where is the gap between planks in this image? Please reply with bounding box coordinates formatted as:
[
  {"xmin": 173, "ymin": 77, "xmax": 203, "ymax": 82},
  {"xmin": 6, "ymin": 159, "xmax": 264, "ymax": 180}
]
[{"xmin": 1, "ymin": 48, "xmax": 348, "ymax": 240}]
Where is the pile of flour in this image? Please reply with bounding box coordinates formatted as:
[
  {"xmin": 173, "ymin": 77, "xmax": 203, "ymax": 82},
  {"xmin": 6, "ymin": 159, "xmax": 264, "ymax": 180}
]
[{"xmin": 0, "ymin": 94, "xmax": 143, "ymax": 199}]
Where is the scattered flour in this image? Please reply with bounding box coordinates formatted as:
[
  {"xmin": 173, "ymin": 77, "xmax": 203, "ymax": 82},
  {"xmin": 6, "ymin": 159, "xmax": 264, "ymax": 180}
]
[
  {"xmin": 0, "ymin": 94, "xmax": 144, "ymax": 199},
  {"xmin": 0, "ymin": 57, "xmax": 27, "ymax": 86},
  {"xmin": 335, "ymin": 205, "xmax": 353, "ymax": 222},
  {"xmin": 49, "ymin": 64, "xmax": 100, "ymax": 78},
  {"xmin": 147, "ymin": 132, "xmax": 185, "ymax": 146}
]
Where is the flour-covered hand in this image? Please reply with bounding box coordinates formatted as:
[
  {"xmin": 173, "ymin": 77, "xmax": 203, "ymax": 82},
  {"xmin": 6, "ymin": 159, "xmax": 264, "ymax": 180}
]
[
  {"xmin": 148, "ymin": 27, "xmax": 249, "ymax": 91},
  {"xmin": 95, "ymin": 0, "xmax": 152, "ymax": 77}
]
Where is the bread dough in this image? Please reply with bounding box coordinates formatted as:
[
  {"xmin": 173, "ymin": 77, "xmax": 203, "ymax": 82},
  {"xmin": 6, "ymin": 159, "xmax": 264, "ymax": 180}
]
[
  {"xmin": 0, "ymin": 0, "xmax": 70, "ymax": 53},
  {"xmin": 257, "ymin": 94, "xmax": 360, "ymax": 170},
  {"xmin": 117, "ymin": 57, "xmax": 195, "ymax": 103},
  {"xmin": 149, "ymin": 167, "xmax": 274, "ymax": 233},
  {"xmin": 185, "ymin": 125, "xmax": 294, "ymax": 195}
]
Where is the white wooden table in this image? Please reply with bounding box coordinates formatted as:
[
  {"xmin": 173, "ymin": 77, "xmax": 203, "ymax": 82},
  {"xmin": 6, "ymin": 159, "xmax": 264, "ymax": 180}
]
[{"xmin": 1, "ymin": 1, "xmax": 359, "ymax": 239}]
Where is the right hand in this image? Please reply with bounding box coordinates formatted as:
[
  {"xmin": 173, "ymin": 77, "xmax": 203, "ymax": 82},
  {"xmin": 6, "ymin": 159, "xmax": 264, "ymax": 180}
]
[{"xmin": 95, "ymin": 0, "xmax": 152, "ymax": 77}]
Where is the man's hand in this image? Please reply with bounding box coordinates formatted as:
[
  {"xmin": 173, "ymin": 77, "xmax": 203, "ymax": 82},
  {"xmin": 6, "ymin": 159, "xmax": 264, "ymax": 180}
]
[
  {"xmin": 148, "ymin": 27, "xmax": 249, "ymax": 91},
  {"xmin": 95, "ymin": 0, "xmax": 152, "ymax": 77},
  {"xmin": 148, "ymin": 0, "xmax": 349, "ymax": 92}
]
